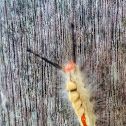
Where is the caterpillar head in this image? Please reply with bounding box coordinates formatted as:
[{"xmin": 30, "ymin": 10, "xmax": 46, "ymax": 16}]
[
  {"xmin": 63, "ymin": 61, "xmax": 77, "ymax": 73},
  {"xmin": 64, "ymin": 62, "xmax": 75, "ymax": 72}
]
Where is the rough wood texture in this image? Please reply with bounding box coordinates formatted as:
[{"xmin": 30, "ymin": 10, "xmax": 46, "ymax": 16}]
[{"xmin": 0, "ymin": 0, "xmax": 126, "ymax": 126}]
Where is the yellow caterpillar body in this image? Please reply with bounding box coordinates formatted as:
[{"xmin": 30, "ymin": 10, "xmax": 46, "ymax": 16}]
[{"xmin": 64, "ymin": 63, "xmax": 96, "ymax": 126}]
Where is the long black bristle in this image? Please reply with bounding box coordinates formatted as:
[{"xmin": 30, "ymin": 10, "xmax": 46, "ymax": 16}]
[
  {"xmin": 71, "ymin": 23, "xmax": 76, "ymax": 63},
  {"xmin": 27, "ymin": 48, "xmax": 62, "ymax": 70}
]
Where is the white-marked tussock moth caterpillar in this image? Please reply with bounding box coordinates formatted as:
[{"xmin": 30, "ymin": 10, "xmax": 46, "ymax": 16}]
[{"xmin": 27, "ymin": 23, "xmax": 96, "ymax": 126}]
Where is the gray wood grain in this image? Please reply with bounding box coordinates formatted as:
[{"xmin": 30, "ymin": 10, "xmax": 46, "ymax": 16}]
[{"xmin": 0, "ymin": 0, "xmax": 126, "ymax": 126}]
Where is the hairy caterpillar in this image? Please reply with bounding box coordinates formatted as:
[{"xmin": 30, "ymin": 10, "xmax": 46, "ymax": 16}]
[
  {"xmin": 27, "ymin": 24, "xmax": 96, "ymax": 126},
  {"xmin": 63, "ymin": 62, "xmax": 96, "ymax": 126}
]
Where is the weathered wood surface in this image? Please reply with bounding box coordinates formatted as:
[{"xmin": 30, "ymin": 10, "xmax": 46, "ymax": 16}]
[{"xmin": 0, "ymin": 0, "xmax": 126, "ymax": 126}]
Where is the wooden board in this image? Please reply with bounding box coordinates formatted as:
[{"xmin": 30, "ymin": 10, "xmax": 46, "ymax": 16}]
[{"xmin": 0, "ymin": 0, "xmax": 126, "ymax": 126}]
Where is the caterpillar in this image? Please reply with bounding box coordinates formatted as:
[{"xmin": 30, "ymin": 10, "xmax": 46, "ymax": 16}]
[
  {"xmin": 64, "ymin": 62, "xmax": 96, "ymax": 126},
  {"xmin": 27, "ymin": 24, "xmax": 96, "ymax": 126}
]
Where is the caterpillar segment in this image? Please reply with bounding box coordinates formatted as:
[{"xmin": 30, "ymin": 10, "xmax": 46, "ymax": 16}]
[{"xmin": 64, "ymin": 62, "xmax": 96, "ymax": 126}]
